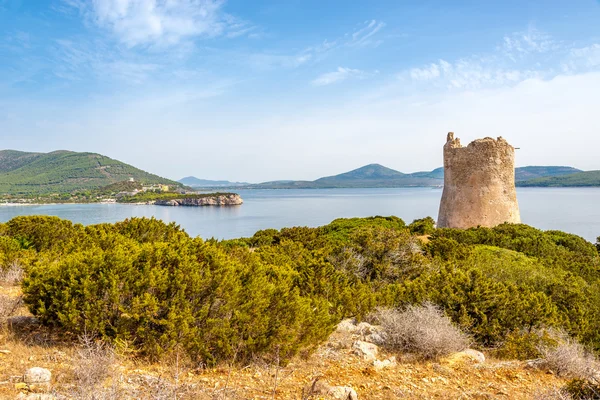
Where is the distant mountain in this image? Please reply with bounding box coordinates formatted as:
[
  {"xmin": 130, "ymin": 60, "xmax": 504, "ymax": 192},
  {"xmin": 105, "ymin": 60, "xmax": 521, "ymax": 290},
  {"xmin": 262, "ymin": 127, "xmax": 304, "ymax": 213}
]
[
  {"xmin": 518, "ymin": 170, "xmax": 600, "ymax": 187},
  {"xmin": 515, "ymin": 166, "xmax": 582, "ymax": 181},
  {"xmin": 253, "ymin": 164, "xmax": 587, "ymax": 189},
  {"xmin": 0, "ymin": 150, "xmax": 180, "ymax": 195},
  {"xmin": 254, "ymin": 164, "xmax": 441, "ymax": 189},
  {"xmin": 178, "ymin": 176, "xmax": 249, "ymax": 188}
]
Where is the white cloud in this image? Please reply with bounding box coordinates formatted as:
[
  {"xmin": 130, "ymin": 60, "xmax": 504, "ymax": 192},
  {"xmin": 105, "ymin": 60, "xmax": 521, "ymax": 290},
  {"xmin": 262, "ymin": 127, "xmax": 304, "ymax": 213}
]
[
  {"xmin": 563, "ymin": 44, "xmax": 600, "ymax": 72},
  {"xmin": 501, "ymin": 27, "xmax": 557, "ymax": 57},
  {"xmin": 63, "ymin": 0, "xmax": 258, "ymax": 47},
  {"xmin": 312, "ymin": 67, "xmax": 369, "ymax": 86},
  {"xmin": 406, "ymin": 57, "xmax": 538, "ymax": 90},
  {"xmin": 89, "ymin": 0, "xmax": 226, "ymax": 46},
  {"xmin": 401, "ymin": 28, "xmax": 600, "ymax": 91}
]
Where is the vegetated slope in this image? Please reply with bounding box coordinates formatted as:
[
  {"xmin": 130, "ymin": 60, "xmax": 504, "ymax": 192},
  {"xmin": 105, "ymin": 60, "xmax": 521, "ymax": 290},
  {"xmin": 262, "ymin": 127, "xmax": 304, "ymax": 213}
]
[
  {"xmin": 0, "ymin": 150, "xmax": 180, "ymax": 194},
  {"xmin": 518, "ymin": 170, "xmax": 600, "ymax": 187},
  {"xmin": 515, "ymin": 166, "xmax": 582, "ymax": 181},
  {"xmin": 3, "ymin": 215, "xmax": 600, "ymax": 397}
]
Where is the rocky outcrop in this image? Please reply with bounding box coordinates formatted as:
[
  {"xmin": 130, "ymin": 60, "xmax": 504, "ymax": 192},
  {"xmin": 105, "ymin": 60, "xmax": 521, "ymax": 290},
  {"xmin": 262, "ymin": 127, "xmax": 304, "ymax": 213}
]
[
  {"xmin": 304, "ymin": 377, "xmax": 358, "ymax": 400},
  {"xmin": 154, "ymin": 194, "xmax": 243, "ymax": 207},
  {"xmin": 438, "ymin": 132, "xmax": 521, "ymax": 228},
  {"xmin": 23, "ymin": 367, "xmax": 51, "ymax": 391}
]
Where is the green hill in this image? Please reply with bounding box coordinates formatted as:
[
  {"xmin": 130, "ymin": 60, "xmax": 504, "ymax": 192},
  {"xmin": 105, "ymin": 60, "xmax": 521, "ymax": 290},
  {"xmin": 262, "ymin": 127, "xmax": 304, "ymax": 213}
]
[
  {"xmin": 514, "ymin": 166, "xmax": 582, "ymax": 181},
  {"xmin": 518, "ymin": 170, "xmax": 600, "ymax": 187},
  {"xmin": 0, "ymin": 150, "xmax": 180, "ymax": 195},
  {"xmin": 254, "ymin": 164, "xmax": 586, "ymax": 189}
]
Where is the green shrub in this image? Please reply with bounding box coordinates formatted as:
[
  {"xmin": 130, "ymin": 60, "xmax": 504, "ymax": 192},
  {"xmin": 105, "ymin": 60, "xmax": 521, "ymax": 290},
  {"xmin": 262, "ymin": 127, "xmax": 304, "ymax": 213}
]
[
  {"xmin": 408, "ymin": 217, "xmax": 436, "ymax": 236},
  {"xmin": 6, "ymin": 215, "xmax": 85, "ymax": 252},
  {"xmin": 494, "ymin": 328, "xmax": 562, "ymax": 360},
  {"xmin": 22, "ymin": 219, "xmax": 338, "ymax": 365}
]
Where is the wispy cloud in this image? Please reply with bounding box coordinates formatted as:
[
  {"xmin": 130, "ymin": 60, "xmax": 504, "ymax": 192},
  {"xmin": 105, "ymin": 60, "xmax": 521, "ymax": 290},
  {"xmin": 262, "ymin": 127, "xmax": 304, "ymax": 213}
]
[
  {"xmin": 407, "ymin": 57, "xmax": 538, "ymax": 90},
  {"xmin": 348, "ymin": 20, "xmax": 386, "ymax": 47},
  {"xmin": 401, "ymin": 28, "xmax": 600, "ymax": 91},
  {"xmin": 501, "ymin": 27, "xmax": 557, "ymax": 58},
  {"xmin": 62, "ymin": 0, "xmax": 258, "ymax": 47},
  {"xmin": 312, "ymin": 67, "xmax": 372, "ymax": 86}
]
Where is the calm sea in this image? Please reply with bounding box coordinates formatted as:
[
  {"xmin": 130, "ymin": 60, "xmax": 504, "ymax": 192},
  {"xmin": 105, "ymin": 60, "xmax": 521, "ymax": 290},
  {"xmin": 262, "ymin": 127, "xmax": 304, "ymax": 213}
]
[{"xmin": 0, "ymin": 188, "xmax": 599, "ymax": 242}]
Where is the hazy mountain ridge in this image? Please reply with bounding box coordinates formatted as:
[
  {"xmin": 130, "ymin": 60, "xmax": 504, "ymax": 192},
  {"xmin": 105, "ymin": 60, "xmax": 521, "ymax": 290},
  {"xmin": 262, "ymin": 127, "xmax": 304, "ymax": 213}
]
[
  {"xmin": 248, "ymin": 164, "xmax": 587, "ymax": 189},
  {"xmin": 0, "ymin": 150, "xmax": 180, "ymax": 195},
  {"xmin": 178, "ymin": 176, "xmax": 249, "ymax": 187}
]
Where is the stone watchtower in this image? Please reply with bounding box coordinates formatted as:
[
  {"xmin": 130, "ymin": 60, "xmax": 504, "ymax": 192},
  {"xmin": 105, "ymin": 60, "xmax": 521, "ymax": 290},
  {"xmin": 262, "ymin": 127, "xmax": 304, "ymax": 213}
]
[{"xmin": 437, "ymin": 132, "xmax": 521, "ymax": 229}]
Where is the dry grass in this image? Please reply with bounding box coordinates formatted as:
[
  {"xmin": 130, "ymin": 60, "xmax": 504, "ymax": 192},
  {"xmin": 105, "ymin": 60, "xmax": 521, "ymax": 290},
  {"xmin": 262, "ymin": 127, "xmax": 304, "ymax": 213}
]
[
  {"xmin": 533, "ymin": 387, "xmax": 573, "ymax": 400},
  {"xmin": 539, "ymin": 338, "xmax": 600, "ymax": 381},
  {"xmin": 372, "ymin": 303, "xmax": 471, "ymax": 360},
  {"xmin": 0, "ymin": 284, "xmax": 572, "ymax": 399},
  {"xmin": 0, "ymin": 262, "xmax": 24, "ymax": 286},
  {"xmin": 0, "ymin": 293, "xmax": 22, "ymax": 327}
]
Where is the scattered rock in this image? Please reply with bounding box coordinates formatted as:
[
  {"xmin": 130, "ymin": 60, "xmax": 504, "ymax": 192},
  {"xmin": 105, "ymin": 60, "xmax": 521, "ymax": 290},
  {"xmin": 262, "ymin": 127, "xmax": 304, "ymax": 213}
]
[
  {"xmin": 23, "ymin": 367, "xmax": 51, "ymax": 391},
  {"xmin": 336, "ymin": 319, "xmax": 358, "ymax": 333},
  {"xmin": 373, "ymin": 356, "xmax": 397, "ymax": 370},
  {"xmin": 525, "ymin": 358, "xmax": 545, "ymax": 370},
  {"xmin": 356, "ymin": 322, "xmax": 378, "ymax": 335},
  {"xmin": 305, "ymin": 378, "xmax": 358, "ymax": 400},
  {"xmin": 352, "ymin": 340, "xmax": 378, "ymax": 361},
  {"xmin": 24, "ymin": 367, "xmax": 52, "ymax": 384},
  {"xmin": 365, "ymin": 332, "xmax": 386, "ymax": 345},
  {"xmin": 444, "ymin": 349, "xmax": 486, "ymax": 366},
  {"xmin": 463, "ymin": 349, "xmax": 486, "ymax": 363}
]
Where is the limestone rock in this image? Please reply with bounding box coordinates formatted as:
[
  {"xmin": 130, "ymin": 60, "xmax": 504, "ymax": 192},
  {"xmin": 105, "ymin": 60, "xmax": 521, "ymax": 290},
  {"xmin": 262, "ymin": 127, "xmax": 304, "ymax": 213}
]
[
  {"xmin": 438, "ymin": 132, "xmax": 521, "ymax": 228},
  {"xmin": 336, "ymin": 318, "xmax": 358, "ymax": 333},
  {"xmin": 154, "ymin": 194, "xmax": 243, "ymax": 207},
  {"xmin": 305, "ymin": 378, "xmax": 358, "ymax": 400},
  {"xmin": 352, "ymin": 340, "xmax": 378, "ymax": 361},
  {"xmin": 462, "ymin": 349, "xmax": 486, "ymax": 363},
  {"xmin": 373, "ymin": 356, "xmax": 397, "ymax": 370},
  {"xmin": 444, "ymin": 349, "xmax": 486, "ymax": 366},
  {"xmin": 24, "ymin": 367, "xmax": 51, "ymax": 384}
]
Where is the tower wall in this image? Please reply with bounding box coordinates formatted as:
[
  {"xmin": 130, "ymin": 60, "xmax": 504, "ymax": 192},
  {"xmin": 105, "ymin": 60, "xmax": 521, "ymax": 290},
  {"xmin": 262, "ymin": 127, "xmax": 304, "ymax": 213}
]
[{"xmin": 437, "ymin": 132, "xmax": 521, "ymax": 229}]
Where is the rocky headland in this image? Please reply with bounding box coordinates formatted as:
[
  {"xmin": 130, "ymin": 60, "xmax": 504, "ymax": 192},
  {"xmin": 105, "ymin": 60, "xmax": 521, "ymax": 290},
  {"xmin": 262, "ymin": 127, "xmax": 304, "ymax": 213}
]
[{"xmin": 153, "ymin": 193, "xmax": 243, "ymax": 207}]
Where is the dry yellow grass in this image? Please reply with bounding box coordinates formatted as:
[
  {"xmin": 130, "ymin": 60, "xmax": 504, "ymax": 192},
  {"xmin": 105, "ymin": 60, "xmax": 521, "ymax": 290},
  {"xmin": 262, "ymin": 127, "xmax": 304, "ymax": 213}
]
[{"xmin": 0, "ymin": 284, "xmax": 567, "ymax": 399}]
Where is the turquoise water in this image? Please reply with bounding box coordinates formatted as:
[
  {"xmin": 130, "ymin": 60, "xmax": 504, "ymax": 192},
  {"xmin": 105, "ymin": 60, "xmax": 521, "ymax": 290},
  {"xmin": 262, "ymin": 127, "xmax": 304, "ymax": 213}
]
[{"xmin": 1, "ymin": 188, "xmax": 599, "ymax": 242}]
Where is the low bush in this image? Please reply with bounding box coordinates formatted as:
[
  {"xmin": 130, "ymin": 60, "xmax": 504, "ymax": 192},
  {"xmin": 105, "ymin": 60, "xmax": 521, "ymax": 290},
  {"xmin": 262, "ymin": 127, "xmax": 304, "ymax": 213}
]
[
  {"xmin": 494, "ymin": 328, "xmax": 562, "ymax": 360},
  {"xmin": 408, "ymin": 217, "xmax": 436, "ymax": 236},
  {"xmin": 372, "ymin": 303, "xmax": 470, "ymax": 360},
  {"xmin": 0, "ymin": 293, "xmax": 22, "ymax": 326},
  {"xmin": 564, "ymin": 379, "xmax": 600, "ymax": 399},
  {"xmin": 539, "ymin": 337, "xmax": 599, "ymax": 380},
  {"xmin": 22, "ymin": 219, "xmax": 339, "ymax": 365}
]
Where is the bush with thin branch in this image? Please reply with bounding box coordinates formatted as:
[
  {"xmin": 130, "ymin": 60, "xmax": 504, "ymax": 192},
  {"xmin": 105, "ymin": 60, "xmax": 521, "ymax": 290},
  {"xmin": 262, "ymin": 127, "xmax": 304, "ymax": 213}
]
[
  {"xmin": 0, "ymin": 293, "xmax": 22, "ymax": 326},
  {"xmin": 538, "ymin": 337, "xmax": 600, "ymax": 381},
  {"xmin": 65, "ymin": 334, "xmax": 122, "ymax": 400},
  {"xmin": 0, "ymin": 262, "xmax": 23, "ymax": 285},
  {"xmin": 372, "ymin": 303, "xmax": 470, "ymax": 360}
]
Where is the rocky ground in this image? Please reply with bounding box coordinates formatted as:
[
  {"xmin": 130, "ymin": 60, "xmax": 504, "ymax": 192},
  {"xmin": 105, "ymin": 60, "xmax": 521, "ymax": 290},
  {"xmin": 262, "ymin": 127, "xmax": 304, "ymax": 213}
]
[{"xmin": 1, "ymin": 281, "xmax": 567, "ymax": 399}]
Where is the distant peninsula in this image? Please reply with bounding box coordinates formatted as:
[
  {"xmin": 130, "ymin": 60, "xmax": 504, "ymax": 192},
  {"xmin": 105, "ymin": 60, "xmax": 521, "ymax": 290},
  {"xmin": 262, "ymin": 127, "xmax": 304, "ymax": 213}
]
[{"xmin": 0, "ymin": 149, "xmax": 242, "ymax": 206}]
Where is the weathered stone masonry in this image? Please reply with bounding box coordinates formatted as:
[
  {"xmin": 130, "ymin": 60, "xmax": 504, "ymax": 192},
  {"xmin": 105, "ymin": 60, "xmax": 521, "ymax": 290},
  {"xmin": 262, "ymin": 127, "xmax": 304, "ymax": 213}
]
[{"xmin": 437, "ymin": 132, "xmax": 521, "ymax": 229}]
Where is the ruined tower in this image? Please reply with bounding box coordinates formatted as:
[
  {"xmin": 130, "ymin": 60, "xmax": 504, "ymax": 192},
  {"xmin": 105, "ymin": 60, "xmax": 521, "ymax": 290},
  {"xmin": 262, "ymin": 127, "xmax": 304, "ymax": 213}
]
[{"xmin": 437, "ymin": 132, "xmax": 521, "ymax": 229}]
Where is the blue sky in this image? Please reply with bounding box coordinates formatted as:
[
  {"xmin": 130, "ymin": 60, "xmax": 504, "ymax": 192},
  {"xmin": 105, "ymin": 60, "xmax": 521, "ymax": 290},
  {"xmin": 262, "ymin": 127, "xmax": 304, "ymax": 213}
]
[{"xmin": 1, "ymin": 0, "xmax": 600, "ymax": 182}]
